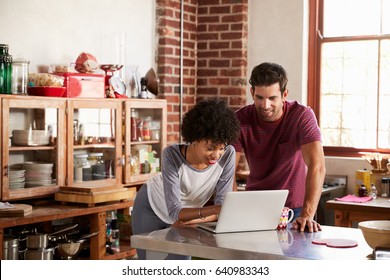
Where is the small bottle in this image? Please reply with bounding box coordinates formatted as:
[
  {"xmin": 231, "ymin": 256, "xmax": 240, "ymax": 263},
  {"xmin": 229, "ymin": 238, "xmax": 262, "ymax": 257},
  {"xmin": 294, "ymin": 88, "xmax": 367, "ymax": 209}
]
[
  {"xmin": 369, "ymin": 184, "xmax": 377, "ymax": 199},
  {"xmin": 110, "ymin": 218, "xmax": 120, "ymax": 253},
  {"xmin": 139, "ymin": 77, "xmax": 148, "ymax": 99},
  {"xmin": 78, "ymin": 123, "xmax": 85, "ymax": 145},
  {"xmin": 142, "ymin": 119, "xmax": 151, "ymax": 141},
  {"xmin": 381, "ymin": 178, "xmax": 389, "ymax": 198},
  {"xmin": 0, "ymin": 44, "xmax": 13, "ymax": 94},
  {"xmin": 136, "ymin": 119, "xmax": 143, "ymax": 141},
  {"xmin": 130, "ymin": 109, "xmax": 138, "ymax": 141}
]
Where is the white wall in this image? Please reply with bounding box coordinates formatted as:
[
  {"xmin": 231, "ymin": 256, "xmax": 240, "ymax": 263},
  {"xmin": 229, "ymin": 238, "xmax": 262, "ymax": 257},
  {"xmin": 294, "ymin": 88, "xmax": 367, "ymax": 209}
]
[
  {"xmin": 0, "ymin": 0, "xmax": 155, "ymax": 79},
  {"xmin": 247, "ymin": 0, "xmax": 308, "ymax": 104},
  {"xmin": 247, "ymin": 0, "xmax": 369, "ymax": 193}
]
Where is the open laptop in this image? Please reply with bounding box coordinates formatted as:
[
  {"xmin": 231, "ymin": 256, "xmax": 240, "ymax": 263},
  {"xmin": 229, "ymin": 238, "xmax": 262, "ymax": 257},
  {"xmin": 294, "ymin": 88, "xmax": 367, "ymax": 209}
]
[{"xmin": 197, "ymin": 190, "xmax": 289, "ymax": 234}]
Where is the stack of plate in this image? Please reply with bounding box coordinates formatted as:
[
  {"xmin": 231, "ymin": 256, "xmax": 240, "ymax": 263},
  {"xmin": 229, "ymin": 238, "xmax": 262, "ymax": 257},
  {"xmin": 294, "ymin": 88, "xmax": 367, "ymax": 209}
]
[
  {"xmin": 23, "ymin": 162, "xmax": 54, "ymax": 188},
  {"xmin": 12, "ymin": 130, "xmax": 50, "ymax": 146},
  {"xmin": 9, "ymin": 169, "xmax": 26, "ymax": 189}
]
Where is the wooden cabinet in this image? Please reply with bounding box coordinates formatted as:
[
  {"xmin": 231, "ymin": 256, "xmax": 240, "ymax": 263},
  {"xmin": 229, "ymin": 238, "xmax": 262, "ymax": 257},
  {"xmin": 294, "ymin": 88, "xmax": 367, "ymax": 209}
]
[
  {"xmin": 0, "ymin": 95, "xmax": 167, "ymax": 201},
  {"xmin": 123, "ymin": 99, "xmax": 167, "ymax": 185},
  {"xmin": 1, "ymin": 95, "xmax": 66, "ymax": 201},
  {"xmin": 0, "ymin": 95, "xmax": 168, "ymax": 260},
  {"xmin": 66, "ymin": 98, "xmax": 123, "ymax": 188}
]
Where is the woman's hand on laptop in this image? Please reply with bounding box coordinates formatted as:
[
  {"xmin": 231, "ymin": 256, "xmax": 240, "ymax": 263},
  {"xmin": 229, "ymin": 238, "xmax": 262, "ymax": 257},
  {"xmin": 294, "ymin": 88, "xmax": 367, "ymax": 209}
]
[
  {"xmin": 291, "ymin": 216, "xmax": 322, "ymax": 232},
  {"xmin": 173, "ymin": 205, "xmax": 222, "ymax": 227}
]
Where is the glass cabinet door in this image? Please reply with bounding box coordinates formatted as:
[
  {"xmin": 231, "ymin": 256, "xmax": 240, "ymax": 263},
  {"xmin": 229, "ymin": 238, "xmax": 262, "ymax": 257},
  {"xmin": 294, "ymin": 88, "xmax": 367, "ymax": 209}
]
[
  {"xmin": 66, "ymin": 99, "xmax": 122, "ymax": 188},
  {"xmin": 1, "ymin": 96, "xmax": 66, "ymax": 201},
  {"xmin": 123, "ymin": 99, "xmax": 167, "ymax": 185}
]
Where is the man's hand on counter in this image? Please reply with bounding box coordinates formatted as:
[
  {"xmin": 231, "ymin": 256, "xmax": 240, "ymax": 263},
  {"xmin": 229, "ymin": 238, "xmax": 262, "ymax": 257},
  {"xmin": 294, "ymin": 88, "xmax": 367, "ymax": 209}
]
[{"xmin": 291, "ymin": 216, "xmax": 322, "ymax": 232}]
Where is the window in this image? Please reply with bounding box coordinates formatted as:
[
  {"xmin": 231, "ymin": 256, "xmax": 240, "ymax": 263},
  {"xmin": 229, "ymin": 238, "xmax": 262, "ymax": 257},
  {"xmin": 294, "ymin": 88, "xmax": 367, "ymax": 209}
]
[{"xmin": 308, "ymin": 0, "xmax": 390, "ymax": 157}]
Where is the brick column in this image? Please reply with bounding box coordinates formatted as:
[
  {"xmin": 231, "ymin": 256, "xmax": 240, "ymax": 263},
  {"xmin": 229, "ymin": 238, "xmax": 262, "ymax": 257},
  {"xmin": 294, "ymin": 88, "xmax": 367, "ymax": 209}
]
[
  {"xmin": 197, "ymin": 0, "xmax": 248, "ymax": 111},
  {"xmin": 156, "ymin": 0, "xmax": 198, "ymax": 144},
  {"xmin": 156, "ymin": 0, "xmax": 248, "ymax": 145}
]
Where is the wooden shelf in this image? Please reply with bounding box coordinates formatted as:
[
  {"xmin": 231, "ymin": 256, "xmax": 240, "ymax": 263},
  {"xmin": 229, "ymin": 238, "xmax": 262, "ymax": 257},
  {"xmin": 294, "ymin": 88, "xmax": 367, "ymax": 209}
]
[
  {"xmin": 0, "ymin": 200, "xmax": 135, "ymax": 260},
  {"xmin": 103, "ymin": 241, "xmax": 137, "ymax": 260},
  {"xmin": 9, "ymin": 146, "xmax": 55, "ymax": 151}
]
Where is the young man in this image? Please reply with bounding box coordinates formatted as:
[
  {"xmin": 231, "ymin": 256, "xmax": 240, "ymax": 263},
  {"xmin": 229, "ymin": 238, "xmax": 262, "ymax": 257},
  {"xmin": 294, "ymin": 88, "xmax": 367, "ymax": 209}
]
[{"xmin": 233, "ymin": 62, "xmax": 326, "ymax": 232}]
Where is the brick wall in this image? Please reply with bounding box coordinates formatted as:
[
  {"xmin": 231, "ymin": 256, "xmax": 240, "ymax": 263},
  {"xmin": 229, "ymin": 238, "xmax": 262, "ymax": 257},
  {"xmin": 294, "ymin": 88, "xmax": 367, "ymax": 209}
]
[{"xmin": 156, "ymin": 0, "xmax": 248, "ymax": 145}]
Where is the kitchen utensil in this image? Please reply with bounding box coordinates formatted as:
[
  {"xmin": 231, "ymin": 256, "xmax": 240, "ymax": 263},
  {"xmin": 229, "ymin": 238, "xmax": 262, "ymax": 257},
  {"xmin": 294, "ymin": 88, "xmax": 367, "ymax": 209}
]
[
  {"xmin": 56, "ymin": 241, "xmax": 85, "ymax": 259},
  {"xmin": 56, "ymin": 231, "xmax": 99, "ymax": 259},
  {"xmin": 100, "ymin": 64, "xmax": 126, "ymax": 98},
  {"xmin": 26, "ymin": 224, "xmax": 78, "ymax": 249},
  {"xmin": 358, "ymin": 220, "xmax": 390, "ymax": 249},
  {"xmin": 3, "ymin": 236, "xmax": 19, "ymax": 260},
  {"xmin": 24, "ymin": 246, "xmax": 56, "ymax": 260},
  {"xmin": 144, "ymin": 67, "xmax": 159, "ymax": 95},
  {"xmin": 11, "ymin": 57, "xmax": 29, "ymax": 94},
  {"xmin": 12, "ymin": 130, "xmax": 50, "ymax": 146},
  {"xmin": 27, "ymin": 86, "xmax": 66, "ymax": 97}
]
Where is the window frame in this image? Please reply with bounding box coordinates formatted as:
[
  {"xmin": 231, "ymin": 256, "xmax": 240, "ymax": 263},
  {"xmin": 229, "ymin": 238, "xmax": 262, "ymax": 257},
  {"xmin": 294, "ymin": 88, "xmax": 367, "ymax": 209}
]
[{"xmin": 307, "ymin": 0, "xmax": 390, "ymax": 157}]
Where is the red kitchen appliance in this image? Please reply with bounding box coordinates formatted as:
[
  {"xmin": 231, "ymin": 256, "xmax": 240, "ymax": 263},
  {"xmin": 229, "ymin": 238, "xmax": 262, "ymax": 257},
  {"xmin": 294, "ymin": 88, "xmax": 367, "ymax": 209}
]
[
  {"xmin": 55, "ymin": 72, "xmax": 105, "ymax": 98},
  {"xmin": 99, "ymin": 64, "xmax": 127, "ymax": 98}
]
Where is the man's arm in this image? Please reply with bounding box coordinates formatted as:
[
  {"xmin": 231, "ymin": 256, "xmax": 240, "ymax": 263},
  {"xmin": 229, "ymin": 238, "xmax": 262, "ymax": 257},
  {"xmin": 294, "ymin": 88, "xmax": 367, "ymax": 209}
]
[
  {"xmin": 233, "ymin": 151, "xmax": 242, "ymax": 192},
  {"xmin": 292, "ymin": 140, "xmax": 326, "ymax": 232}
]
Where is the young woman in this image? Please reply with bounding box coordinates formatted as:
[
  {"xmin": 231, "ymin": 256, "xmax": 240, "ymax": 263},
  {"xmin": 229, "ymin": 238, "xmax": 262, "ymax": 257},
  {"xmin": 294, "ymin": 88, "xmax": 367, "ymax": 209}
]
[{"xmin": 131, "ymin": 98, "xmax": 240, "ymax": 260}]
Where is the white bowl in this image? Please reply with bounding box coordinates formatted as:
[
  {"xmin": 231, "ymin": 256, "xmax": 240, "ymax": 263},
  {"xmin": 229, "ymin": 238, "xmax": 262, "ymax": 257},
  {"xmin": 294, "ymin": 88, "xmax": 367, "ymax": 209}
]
[
  {"xmin": 12, "ymin": 130, "xmax": 50, "ymax": 146},
  {"xmin": 23, "ymin": 162, "xmax": 53, "ymax": 171},
  {"xmin": 358, "ymin": 220, "xmax": 390, "ymax": 249}
]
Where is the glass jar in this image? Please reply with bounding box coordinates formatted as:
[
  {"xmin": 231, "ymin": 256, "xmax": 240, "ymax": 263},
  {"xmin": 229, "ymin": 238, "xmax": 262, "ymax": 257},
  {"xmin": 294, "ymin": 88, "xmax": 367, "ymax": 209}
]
[
  {"xmin": 88, "ymin": 152, "xmax": 105, "ymax": 180},
  {"xmin": 130, "ymin": 155, "xmax": 140, "ymax": 176},
  {"xmin": 88, "ymin": 152, "xmax": 104, "ymax": 165},
  {"xmin": 142, "ymin": 120, "xmax": 151, "ymax": 141},
  {"xmin": 11, "ymin": 57, "xmax": 29, "ymax": 94},
  {"xmin": 74, "ymin": 154, "xmax": 91, "ymax": 182},
  {"xmin": 0, "ymin": 44, "xmax": 13, "ymax": 94},
  {"xmin": 358, "ymin": 184, "xmax": 368, "ymax": 197}
]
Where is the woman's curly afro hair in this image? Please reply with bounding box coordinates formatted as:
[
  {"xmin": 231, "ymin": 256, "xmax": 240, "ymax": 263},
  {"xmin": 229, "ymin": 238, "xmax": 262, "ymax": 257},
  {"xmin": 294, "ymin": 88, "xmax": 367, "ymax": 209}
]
[{"xmin": 181, "ymin": 98, "xmax": 240, "ymax": 145}]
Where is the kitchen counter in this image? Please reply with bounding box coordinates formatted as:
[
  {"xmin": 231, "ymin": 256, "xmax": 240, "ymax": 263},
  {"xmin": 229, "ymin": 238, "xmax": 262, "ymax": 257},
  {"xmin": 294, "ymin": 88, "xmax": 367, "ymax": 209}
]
[
  {"xmin": 131, "ymin": 225, "xmax": 373, "ymax": 260},
  {"xmin": 326, "ymin": 196, "xmax": 390, "ymax": 227}
]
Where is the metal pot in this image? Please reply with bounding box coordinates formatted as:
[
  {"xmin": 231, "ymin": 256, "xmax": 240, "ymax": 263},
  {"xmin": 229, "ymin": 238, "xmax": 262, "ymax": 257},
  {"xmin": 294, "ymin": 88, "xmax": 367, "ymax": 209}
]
[
  {"xmin": 24, "ymin": 247, "xmax": 56, "ymax": 260},
  {"xmin": 26, "ymin": 224, "xmax": 78, "ymax": 249},
  {"xmin": 3, "ymin": 236, "xmax": 19, "ymax": 260}
]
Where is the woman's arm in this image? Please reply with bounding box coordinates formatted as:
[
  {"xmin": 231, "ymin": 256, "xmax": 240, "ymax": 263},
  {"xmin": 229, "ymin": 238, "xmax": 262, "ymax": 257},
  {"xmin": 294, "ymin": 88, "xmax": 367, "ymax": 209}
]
[{"xmin": 173, "ymin": 205, "xmax": 222, "ymax": 226}]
